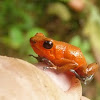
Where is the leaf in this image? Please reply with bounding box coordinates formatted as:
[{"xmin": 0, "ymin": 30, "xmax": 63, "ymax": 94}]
[
  {"xmin": 9, "ymin": 27, "xmax": 24, "ymax": 49},
  {"xmin": 47, "ymin": 2, "xmax": 71, "ymax": 21},
  {"xmin": 84, "ymin": 53, "xmax": 95, "ymax": 64},
  {"xmin": 69, "ymin": 35, "xmax": 81, "ymax": 47},
  {"xmin": 80, "ymin": 40, "xmax": 90, "ymax": 53}
]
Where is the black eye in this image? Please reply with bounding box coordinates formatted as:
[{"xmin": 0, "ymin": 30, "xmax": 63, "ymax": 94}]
[{"xmin": 43, "ymin": 41, "xmax": 53, "ymax": 49}]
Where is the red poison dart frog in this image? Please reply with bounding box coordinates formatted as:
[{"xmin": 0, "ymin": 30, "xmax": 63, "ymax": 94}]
[{"xmin": 30, "ymin": 33, "xmax": 98, "ymax": 84}]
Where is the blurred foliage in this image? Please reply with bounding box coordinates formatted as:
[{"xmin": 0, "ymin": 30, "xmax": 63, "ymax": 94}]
[
  {"xmin": 83, "ymin": 2, "xmax": 100, "ymax": 62},
  {"xmin": 0, "ymin": 0, "xmax": 100, "ymax": 100},
  {"xmin": 47, "ymin": 2, "xmax": 71, "ymax": 21}
]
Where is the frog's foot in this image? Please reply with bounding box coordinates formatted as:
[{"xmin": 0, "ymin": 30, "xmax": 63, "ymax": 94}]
[
  {"xmin": 41, "ymin": 58, "xmax": 57, "ymax": 71},
  {"xmin": 81, "ymin": 74, "xmax": 94, "ymax": 85},
  {"xmin": 70, "ymin": 69, "xmax": 94, "ymax": 84},
  {"xmin": 29, "ymin": 54, "xmax": 43, "ymax": 62},
  {"xmin": 29, "ymin": 55, "xmax": 57, "ymax": 70},
  {"xmin": 43, "ymin": 66, "xmax": 57, "ymax": 70},
  {"xmin": 40, "ymin": 57, "xmax": 56, "ymax": 67}
]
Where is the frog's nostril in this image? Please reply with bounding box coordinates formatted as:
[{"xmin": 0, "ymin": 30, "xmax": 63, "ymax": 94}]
[{"xmin": 30, "ymin": 38, "xmax": 36, "ymax": 43}]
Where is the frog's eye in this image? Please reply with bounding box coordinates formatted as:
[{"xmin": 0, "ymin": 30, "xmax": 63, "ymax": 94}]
[{"xmin": 43, "ymin": 41, "xmax": 53, "ymax": 49}]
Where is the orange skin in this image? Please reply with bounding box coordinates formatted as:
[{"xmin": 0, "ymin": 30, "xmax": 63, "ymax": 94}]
[{"xmin": 30, "ymin": 33, "xmax": 98, "ymax": 83}]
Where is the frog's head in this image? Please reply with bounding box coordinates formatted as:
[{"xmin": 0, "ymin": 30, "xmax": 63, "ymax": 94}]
[{"xmin": 30, "ymin": 33, "xmax": 55, "ymax": 60}]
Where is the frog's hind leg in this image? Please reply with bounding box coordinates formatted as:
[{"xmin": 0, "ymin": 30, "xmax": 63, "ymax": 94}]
[
  {"xmin": 85, "ymin": 63, "xmax": 98, "ymax": 76},
  {"xmin": 76, "ymin": 63, "xmax": 98, "ymax": 84}
]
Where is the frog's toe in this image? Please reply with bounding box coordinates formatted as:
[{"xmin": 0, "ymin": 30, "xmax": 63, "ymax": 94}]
[{"xmin": 82, "ymin": 74, "xmax": 94, "ymax": 85}]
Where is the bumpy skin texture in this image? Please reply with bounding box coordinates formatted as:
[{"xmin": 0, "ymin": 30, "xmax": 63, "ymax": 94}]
[{"xmin": 30, "ymin": 33, "xmax": 98, "ymax": 79}]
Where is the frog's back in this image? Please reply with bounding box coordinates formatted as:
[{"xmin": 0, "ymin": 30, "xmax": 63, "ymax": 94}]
[{"xmin": 64, "ymin": 43, "xmax": 87, "ymax": 67}]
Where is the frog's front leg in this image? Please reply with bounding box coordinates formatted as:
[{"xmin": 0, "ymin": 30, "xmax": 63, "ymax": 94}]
[
  {"xmin": 29, "ymin": 54, "xmax": 42, "ymax": 62},
  {"xmin": 40, "ymin": 57, "xmax": 57, "ymax": 70},
  {"xmin": 29, "ymin": 54, "xmax": 57, "ymax": 70}
]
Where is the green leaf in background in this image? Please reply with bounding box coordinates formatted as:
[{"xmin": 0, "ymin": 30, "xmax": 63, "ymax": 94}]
[
  {"xmin": 84, "ymin": 53, "xmax": 95, "ymax": 64},
  {"xmin": 69, "ymin": 35, "xmax": 81, "ymax": 47},
  {"xmin": 80, "ymin": 40, "xmax": 90, "ymax": 53},
  {"xmin": 9, "ymin": 27, "xmax": 24, "ymax": 49},
  {"xmin": 17, "ymin": 11, "xmax": 34, "ymax": 30},
  {"xmin": 47, "ymin": 2, "xmax": 71, "ymax": 21}
]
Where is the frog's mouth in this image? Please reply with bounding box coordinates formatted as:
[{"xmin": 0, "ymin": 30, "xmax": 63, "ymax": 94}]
[
  {"xmin": 30, "ymin": 40, "xmax": 45, "ymax": 59},
  {"xmin": 30, "ymin": 38, "xmax": 39, "ymax": 53}
]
